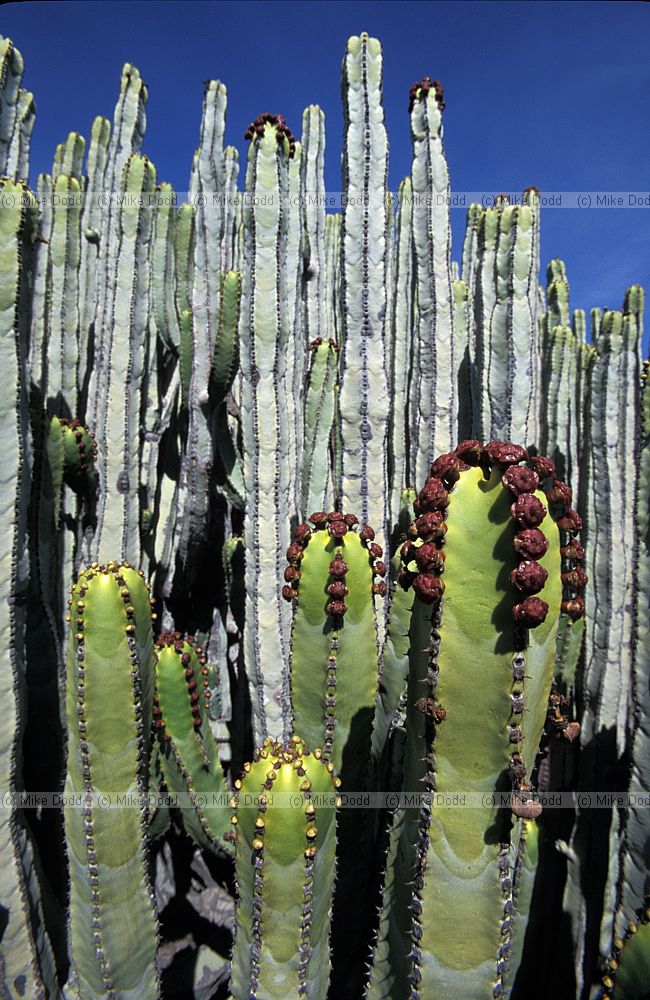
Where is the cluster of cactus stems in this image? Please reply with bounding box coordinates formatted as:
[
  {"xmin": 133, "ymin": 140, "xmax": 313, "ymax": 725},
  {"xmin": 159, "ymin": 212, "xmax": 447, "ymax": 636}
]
[{"xmin": 0, "ymin": 28, "xmax": 647, "ymax": 1000}]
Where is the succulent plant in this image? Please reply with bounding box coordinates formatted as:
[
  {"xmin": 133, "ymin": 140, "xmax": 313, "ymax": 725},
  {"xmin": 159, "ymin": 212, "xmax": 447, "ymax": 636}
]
[{"xmin": 0, "ymin": 26, "xmax": 646, "ymax": 1000}]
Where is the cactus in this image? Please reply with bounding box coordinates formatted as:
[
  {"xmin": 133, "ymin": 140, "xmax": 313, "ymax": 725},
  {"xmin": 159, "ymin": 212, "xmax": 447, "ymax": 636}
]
[
  {"xmin": 284, "ymin": 511, "xmax": 382, "ymax": 779},
  {"xmin": 0, "ymin": 27, "xmax": 647, "ymax": 1000},
  {"xmin": 230, "ymin": 737, "xmax": 338, "ymax": 999},
  {"xmin": 238, "ymin": 114, "xmax": 302, "ymax": 744},
  {"xmin": 153, "ymin": 631, "xmax": 232, "ymax": 854},
  {"xmin": 62, "ymin": 562, "xmax": 159, "ymax": 998},
  {"xmin": 371, "ymin": 440, "xmax": 585, "ymax": 998},
  {"xmin": 603, "ymin": 906, "xmax": 650, "ymax": 999}
]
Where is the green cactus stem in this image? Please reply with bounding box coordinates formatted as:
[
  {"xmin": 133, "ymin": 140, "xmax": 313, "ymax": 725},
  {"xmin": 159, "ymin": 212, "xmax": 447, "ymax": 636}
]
[
  {"xmin": 371, "ymin": 440, "xmax": 584, "ymax": 999},
  {"xmin": 153, "ymin": 631, "xmax": 233, "ymax": 855},
  {"xmin": 472, "ymin": 193, "xmax": 541, "ymax": 449},
  {"xmin": 284, "ymin": 510, "xmax": 383, "ymax": 996},
  {"xmin": 212, "ymin": 269, "xmax": 244, "ymax": 506},
  {"xmin": 324, "ymin": 212, "xmax": 341, "ymax": 346},
  {"xmin": 150, "ymin": 182, "xmax": 181, "ymax": 354},
  {"xmin": 562, "ymin": 299, "xmax": 643, "ymax": 994},
  {"xmin": 87, "ymin": 154, "xmax": 156, "ymax": 566},
  {"xmin": 172, "ymin": 81, "xmax": 238, "ymax": 587},
  {"xmin": 172, "ymin": 202, "xmax": 195, "ymax": 321},
  {"xmin": 284, "ymin": 511, "xmax": 382, "ymax": 779},
  {"xmin": 540, "ymin": 261, "xmax": 583, "ymax": 490},
  {"xmin": 63, "ymin": 561, "xmax": 159, "ymax": 999},
  {"xmin": 371, "ymin": 490, "xmax": 416, "ymax": 764},
  {"xmin": 616, "ymin": 350, "xmax": 650, "ymax": 939},
  {"xmin": 230, "ymin": 737, "xmax": 337, "ymax": 1000},
  {"xmin": 300, "ymin": 106, "xmax": 327, "ymax": 348},
  {"xmin": 601, "ymin": 905, "xmax": 650, "ymax": 1000}
]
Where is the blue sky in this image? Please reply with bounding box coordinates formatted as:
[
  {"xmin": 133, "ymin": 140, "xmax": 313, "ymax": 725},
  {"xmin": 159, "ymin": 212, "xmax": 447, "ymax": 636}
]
[{"xmin": 4, "ymin": 0, "xmax": 649, "ymax": 349}]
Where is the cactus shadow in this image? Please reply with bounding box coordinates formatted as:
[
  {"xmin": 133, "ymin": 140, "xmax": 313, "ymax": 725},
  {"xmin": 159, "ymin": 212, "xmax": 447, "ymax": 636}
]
[
  {"xmin": 330, "ymin": 705, "xmax": 378, "ymax": 1000},
  {"xmin": 157, "ymin": 827, "xmax": 235, "ymax": 1000}
]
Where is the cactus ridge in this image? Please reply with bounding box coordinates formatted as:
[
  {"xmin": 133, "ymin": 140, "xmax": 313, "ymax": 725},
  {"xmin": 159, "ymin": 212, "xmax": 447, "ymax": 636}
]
[{"xmin": 601, "ymin": 902, "xmax": 650, "ymax": 1000}]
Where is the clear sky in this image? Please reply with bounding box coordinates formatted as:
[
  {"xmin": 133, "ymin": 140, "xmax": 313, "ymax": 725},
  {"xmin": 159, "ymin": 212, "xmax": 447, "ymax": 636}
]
[{"xmin": 4, "ymin": 0, "xmax": 648, "ymax": 350}]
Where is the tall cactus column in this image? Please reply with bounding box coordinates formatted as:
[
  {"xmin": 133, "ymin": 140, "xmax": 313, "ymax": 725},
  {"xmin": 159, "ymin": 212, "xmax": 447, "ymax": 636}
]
[
  {"xmin": 372, "ymin": 440, "xmax": 585, "ymax": 999},
  {"xmin": 239, "ymin": 114, "xmax": 301, "ymax": 743},
  {"xmin": 0, "ymin": 178, "xmax": 56, "ymax": 999},
  {"xmin": 338, "ymin": 33, "xmax": 390, "ymax": 550},
  {"xmin": 408, "ymin": 77, "xmax": 456, "ymax": 480},
  {"xmin": 63, "ymin": 563, "xmax": 159, "ymax": 999}
]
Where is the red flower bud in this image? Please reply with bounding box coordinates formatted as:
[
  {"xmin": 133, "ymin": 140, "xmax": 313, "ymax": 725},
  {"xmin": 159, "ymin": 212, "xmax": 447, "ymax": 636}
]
[
  {"xmin": 282, "ymin": 585, "xmax": 297, "ymax": 602},
  {"xmin": 513, "ymin": 529, "xmax": 549, "ymax": 560},
  {"xmin": 329, "ymin": 556, "xmax": 348, "ymax": 579},
  {"xmin": 430, "ymin": 452, "xmax": 462, "ymax": 486},
  {"xmin": 343, "ymin": 513, "xmax": 359, "ymax": 527},
  {"xmin": 374, "ymin": 561, "xmax": 387, "ymax": 577},
  {"xmin": 511, "ymin": 560, "xmax": 548, "ymax": 594},
  {"xmin": 359, "ymin": 524, "xmax": 375, "ymax": 542},
  {"xmin": 327, "ymin": 600, "xmax": 347, "ymax": 617},
  {"xmin": 413, "ymin": 574, "xmax": 445, "ymax": 605},
  {"xmin": 501, "ymin": 465, "xmax": 539, "ymax": 497},
  {"xmin": 414, "ymin": 543, "xmax": 445, "ymax": 574},
  {"xmin": 561, "ymin": 597, "xmax": 585, "ymax": 621},
  {"xmin": 511, "ymin": 494, "xmax": 547, "ymax": 528},
  {"xmin": 511, "ymin": 795, "xmax": 543, "ymax": 819},
  {"xmin": 309, "ymin": 511, "xmax": 329, "ymax": 527},
  {"xmin": 327, "ymin": 581, "xmax": 348, "ymax": 599},
  {"xmin": 485, "ymin": 441, "xmax": 529, "ymax": 466},
  {"xmin": 369, "ymin": 542, "xmax": 383, "ymax": 559},
  {"xmin": 373, "ymin": 581, "xmax": 388, "ymax": 597},
  {"xmin": 513, "ymin": 596, "xmax": 549, "ymax": 627},
  {"xmin": 529, "ymin": 455, "xmax": 556, "ymax": 480},
  {"xmin": 547, "ymin": 481, "xmax": 572, "ymax": 509},
  {"xmin": 560, "ymin": 539, "xmax": 585, "ymax": 561},
  {"xmin": 294, "ymin": 523, "xmax": 312, "ymax": 543},
  {"xmin": 414, "ymin": 511, "xmax": 446, "ymax": 540},
  {"xmin": 416, "ymin": 477, "xmax": 449, "ymax": 513},
  {"xmin": 284, "ymin": 566, "xmax": 300, "ymax": 583},
  {"xmin": 561, "ymin": 567, "xmax": 588, "ymax": 590},
  {"xmin": 286, "ymin": 542, "xmax": 304, "ymax": 563},
  {"xmin": 456, "ymin": 439, "xmax": 482, "ymax": 465},
  {"xmin": 557, "ymin": 509, "xmax": 582, "ymax": 534},
  {"xmin": 562, "ymin": 722, "xmax": 581, "ymax": 742},
  {"xmin": 400, "ymin": 540, "xmax": 415, "ymax": 564},
  {"xmin": 329, "ymin": 520, "xmax": 348, "ymax": 539}
]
